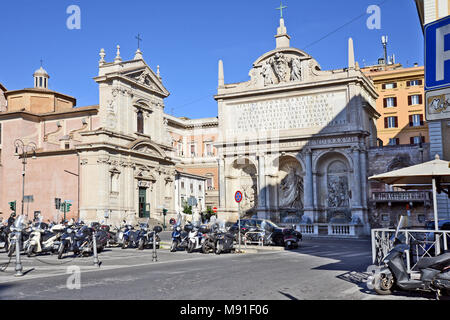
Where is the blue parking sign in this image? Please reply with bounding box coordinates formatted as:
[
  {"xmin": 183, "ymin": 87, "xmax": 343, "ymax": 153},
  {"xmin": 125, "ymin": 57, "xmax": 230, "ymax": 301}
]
[{"xmin": 425, "ymin": 15, "xmax": 450, "ymax": 91}]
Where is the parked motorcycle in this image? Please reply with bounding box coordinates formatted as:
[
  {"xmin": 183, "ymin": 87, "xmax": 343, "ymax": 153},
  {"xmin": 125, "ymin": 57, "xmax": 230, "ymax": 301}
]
[
  {"xmin": 283, "ymin": 226, "xmax": 300, "ymax": 250},
  {"xmin": 27, "ymin": 220, "xmax": 65, "ymax": 257},
  {"xmin": 0, "ymin": 225, "xmax": 10, "ymax": 252},
  {"xmin": 170, "ymin": 218, "xmax": 189, "ymax": 252},
  {"xmin": 187, "ymin": 222, "xmax": 208, "ymax": 253},
  {"xmin": 137, "ymin": 222, "xmax": 162, "ymax": 250},
  {"xmin": 7, "ymin": 215, "xmax": 29, "ymax": 257},
  {"xmin": 101, "ymin": 224, "xmax": 120, "ymax": 247},
  {"xmin": 368, "ymin": 230, "xmax": 450, "ymax": 298},
  {"xmin": 120, "ymin": 223, "xmax": 140, "ymax": 249},
  {"xmin": 58, "ymin": 223, "xmax": 79, "ymax": 259},
  {"xmin": 202, "ymin": 221, "xmax": 235, "ymax": 254}
]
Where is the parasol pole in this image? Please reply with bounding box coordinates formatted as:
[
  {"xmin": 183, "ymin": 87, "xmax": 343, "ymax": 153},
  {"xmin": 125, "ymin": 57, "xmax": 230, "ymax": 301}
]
[
  {"xmin": 432, "ymin": 177, "xmax": 441, "ymax": 255},
  {"xmin": 432, "ymin": 177, "xmax": 439, "ymax": 232}
]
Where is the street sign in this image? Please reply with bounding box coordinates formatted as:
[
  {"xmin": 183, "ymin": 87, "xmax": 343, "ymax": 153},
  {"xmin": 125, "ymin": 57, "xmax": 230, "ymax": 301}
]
[
  {"xmin": 213, "ymin": 207, "xmax": 218, "ymax": 213},
  {"xmin": 425, "ymin": 15, "xmax": 450, "ymax": 91},
  {"xmin": 23, "ymin": 195, "xmax": 34, "ymax": 203},
  {"xmin": 187, "ymin": 196, "xmax": 197, "ymax": 206},
  {"xmin": 234, "ymin": 191, "xmax": 243, "ymax": 203},
  {"xmin": 425, "ymin": 87, "xmax": 450, "ymax": 120}
]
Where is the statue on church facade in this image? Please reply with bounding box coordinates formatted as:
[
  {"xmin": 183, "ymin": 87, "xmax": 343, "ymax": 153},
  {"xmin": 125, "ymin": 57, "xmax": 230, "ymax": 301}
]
[
  {"xmin": 270, "ymin": 52, "xmax": 288, "ymax": 83},
  {"xmin": 262, "ymin": 61, "xmax": 274, "ymax": 86},
  {"xmin": 279, "ymin": 166, "xmax": 303, "ymax": 208},
  {"xmin": 289, "ymin": 58, "xmax": 302, "ymax": 81}
]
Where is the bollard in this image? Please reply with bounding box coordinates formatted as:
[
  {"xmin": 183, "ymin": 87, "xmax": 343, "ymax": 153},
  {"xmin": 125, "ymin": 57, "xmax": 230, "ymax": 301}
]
[
  {"xmin": 15, "ymin": 230, "xmax": 23, "ymax": 277},
  {"xmin": 152, "ymin": 231, "xmax": 157, "ymax": 262},
  {"xmin": 92, "ymin": 229, "xmax": 100, "ymax": 267}
]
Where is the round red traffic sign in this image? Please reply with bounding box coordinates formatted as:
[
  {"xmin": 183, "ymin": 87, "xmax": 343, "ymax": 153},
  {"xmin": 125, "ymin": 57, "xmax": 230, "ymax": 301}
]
[
  {"xmin": 213, "ymin": 207, "xmax": 218, "ymax": 213},
  {"xmin": 235, "ymin": 191, "xmax": 243, "ymax": 203}
]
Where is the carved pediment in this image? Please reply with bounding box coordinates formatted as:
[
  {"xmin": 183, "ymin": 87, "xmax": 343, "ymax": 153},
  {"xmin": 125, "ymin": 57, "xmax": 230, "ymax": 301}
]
[
  {"xmin": 246, "ymin": 48, "xmax": 321, "ymax": 88},
  {"xmin": 129, "ymin": 139, "xmax": 167, "ymax": 159},
  {"xmin": 123, "ymin": 67, "xmax": 169, "ymax": 97}
]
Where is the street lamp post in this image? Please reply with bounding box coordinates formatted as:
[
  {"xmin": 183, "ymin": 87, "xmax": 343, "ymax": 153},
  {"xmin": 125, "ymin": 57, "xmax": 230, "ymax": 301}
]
[
  {"xmin": 14, "ymin": 139, "xmax": 37, "ymax": 217},
  {"xmin": 13, "ymin": 139, "xmax": 36, "ymax": 277}
]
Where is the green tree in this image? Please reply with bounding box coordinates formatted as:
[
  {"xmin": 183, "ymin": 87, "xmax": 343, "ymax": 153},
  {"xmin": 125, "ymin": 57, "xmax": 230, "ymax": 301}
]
[{"xmin": 182, "ymin": 201, "xmax": 192, "ymax": 215}]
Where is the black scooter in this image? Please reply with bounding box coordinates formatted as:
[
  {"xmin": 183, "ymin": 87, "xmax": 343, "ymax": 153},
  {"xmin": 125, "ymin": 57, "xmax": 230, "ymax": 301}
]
[{"xmin": 368, "ymin": 232, "xmax": 450, "ymax": 299}]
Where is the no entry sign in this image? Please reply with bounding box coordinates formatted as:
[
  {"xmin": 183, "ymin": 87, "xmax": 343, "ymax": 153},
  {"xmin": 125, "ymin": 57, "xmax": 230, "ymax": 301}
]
[
  {"xmin": 234, "ymin": 191, "xmax": 243, "ymax": 203},
  {"xmin": 213, "ymin": 207, "xmax": 218, "ymax": 213}
]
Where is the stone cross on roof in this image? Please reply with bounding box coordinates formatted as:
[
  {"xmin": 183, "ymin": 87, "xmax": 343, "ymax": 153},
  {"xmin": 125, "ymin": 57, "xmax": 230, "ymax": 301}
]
[
  {"xmin": 136, "ymin": 33, "xmax": 142, "ymax": 49},
  {"xmin": 276, "ymin": 1, "xmax": 287, "ymax": 18}
]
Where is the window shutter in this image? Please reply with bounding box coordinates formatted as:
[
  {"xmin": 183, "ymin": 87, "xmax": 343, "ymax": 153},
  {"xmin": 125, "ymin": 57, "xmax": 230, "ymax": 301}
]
[
  {"xmin": 409, "ymin": 115, "xmax": 413, "ymax": 126},
  {"xmin": 384, "ymin": 117, "xmax": 388, "ymax": 128},
  {"xmin": 408, "ymin": 96, "xmax": 412, "ymax": 105},
  {"xmin": 383, "ymin": 98, "xmax": 387, "ymax": 108},
  {"xmin": 395, "ymin": 117, "xmax": 398, "ymax": 128},
  {"xmin": 393, "ymin": 97, "xmax": 397, "ymax": 107},
  {"xmin": 393, "ymin": 83, "xmax": 397, "ymax": 89},
  {"xmin": 406, "ymin": 81, "xmax": 410, "ymax": 87},
  {"xmin": 410, "ymin": 137, "xmax": 414, "ymax": 145},
  {"xmin": 422, "ymin": 135, "xmax": 425, "ymax": 143},
  {"xmin": 382, "ymin": 84, "xmax": 386, "ymax": 90},
  {"xmin": 418, "ymin": 79, "xmax": 423, "ymax": 86},
  {"xmin": 419, "ymin": 95, "xmax": 423, "ymax": 104},
  {"xmin": 420, "ymin": 114, "xmax": 424, "ymax": 125},
  {"xmin": 396, "ymin": 138, "xmax": 400, "ymax": 145}
]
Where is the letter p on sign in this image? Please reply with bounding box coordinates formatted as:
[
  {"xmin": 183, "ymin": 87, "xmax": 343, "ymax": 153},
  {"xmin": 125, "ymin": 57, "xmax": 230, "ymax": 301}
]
[{"xmin": 425, "ymin": 16, "xmax": 450, "ymax": 90}]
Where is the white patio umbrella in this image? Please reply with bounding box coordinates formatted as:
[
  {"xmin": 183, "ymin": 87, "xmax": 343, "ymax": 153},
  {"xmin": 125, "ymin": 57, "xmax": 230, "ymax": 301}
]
[{"xmin": 369, "ymin": 154, "xmax": 450, "ymax": 231}]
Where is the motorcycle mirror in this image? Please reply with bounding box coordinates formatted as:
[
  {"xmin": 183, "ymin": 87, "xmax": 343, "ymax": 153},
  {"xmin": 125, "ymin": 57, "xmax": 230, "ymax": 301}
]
[{"xmin": 153, "ymin": 226, "xmax": 162, "ymax": 233}]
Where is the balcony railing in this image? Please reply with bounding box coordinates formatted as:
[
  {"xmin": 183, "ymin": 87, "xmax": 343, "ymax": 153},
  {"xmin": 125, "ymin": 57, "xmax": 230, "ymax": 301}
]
[{"xmin": 371, "ymin": 191, "xmax": 431, "ymax": 203}]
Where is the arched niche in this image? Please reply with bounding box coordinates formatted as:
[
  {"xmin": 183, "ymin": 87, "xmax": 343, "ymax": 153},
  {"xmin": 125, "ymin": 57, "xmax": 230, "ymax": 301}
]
[
  {"xmin": 315, "ymin": 152, "xmax": 352, "ymax": 223},
  {"xmin": 230, "ymin": 158, "xmax": 257, "ymax": 215}
]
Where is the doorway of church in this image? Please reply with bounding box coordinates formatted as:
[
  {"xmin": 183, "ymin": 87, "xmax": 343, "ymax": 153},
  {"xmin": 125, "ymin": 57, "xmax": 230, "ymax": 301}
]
[{"xmin": 138, "ymin": 187, "xmax": 150, "ymax": 218}]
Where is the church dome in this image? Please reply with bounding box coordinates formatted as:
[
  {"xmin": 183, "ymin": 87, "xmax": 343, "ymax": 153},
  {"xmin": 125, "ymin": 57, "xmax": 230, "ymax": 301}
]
[
  {"xmin": 33, "ymin": 66, "xmax": 50, "ymax": 89},
  {"xmin": 33, "ymin": 66, "xmax": 49, "ymax": 77}
]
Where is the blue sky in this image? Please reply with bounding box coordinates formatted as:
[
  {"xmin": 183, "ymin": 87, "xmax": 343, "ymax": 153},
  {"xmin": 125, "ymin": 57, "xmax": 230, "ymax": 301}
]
[{"xmin": 0, "ymin": 0, "xmax": 423, "ymax": 119}]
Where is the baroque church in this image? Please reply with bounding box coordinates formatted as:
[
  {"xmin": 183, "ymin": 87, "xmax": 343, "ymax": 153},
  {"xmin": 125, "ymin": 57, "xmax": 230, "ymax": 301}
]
[{"xmin": 0, "ymin": 13, "xmax": 432, "ymax": 237}]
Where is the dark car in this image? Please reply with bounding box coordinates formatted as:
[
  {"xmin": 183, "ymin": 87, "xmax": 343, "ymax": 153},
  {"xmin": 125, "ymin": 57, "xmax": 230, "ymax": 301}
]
[
  {"xmin": 424, "ymin": 220, "xmax": 450, "ymax": 253},
  {"xmin": 230, "ymin": 218, "xmax": 302, "ymax": 246}
]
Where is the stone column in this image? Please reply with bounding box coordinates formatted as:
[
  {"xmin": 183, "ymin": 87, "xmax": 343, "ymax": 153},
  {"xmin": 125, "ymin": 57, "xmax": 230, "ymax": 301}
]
[
  {"xmin": 359, "ymin": 147, "xmax": 368, "ymax": 208},
  {"xmin": 218, "ymin": 157, "xmax": 226, "ymax": 210},
  {"xmin": 303, "ymin": 149, "xmax": 314, "ymax": 224},
  {"xmin": 257, "ymin": 154, "xmax": 267, "ymax": 219},
  {"xmin": 352, "ymin": 146, "xmax": 362, "ymax": 208}
]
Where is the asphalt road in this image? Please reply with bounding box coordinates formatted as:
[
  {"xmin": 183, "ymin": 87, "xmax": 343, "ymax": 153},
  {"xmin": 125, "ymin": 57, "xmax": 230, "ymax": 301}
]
[{"xmin": 0, "ymin": 238, "xmax": 440, "ymax": 300}]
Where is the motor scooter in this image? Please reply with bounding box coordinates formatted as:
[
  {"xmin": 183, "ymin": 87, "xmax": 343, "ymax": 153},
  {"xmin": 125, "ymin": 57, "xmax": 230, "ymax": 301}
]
[
  {"xmin": 213, "ymin": 221, "xmax": 235, "ymax": 255},
  {"xmin": 170, "ymin": 218, "xmax": 189, "ymax": 252},
  {"xmin": 367, "ymin": 217, "xmax": 450, "ymax": 299},
  {"xmin": 187, "ymin": 222, "xmax": 208, "ymax": 253},
  {"xmin": 27, "ymin": 220, "xmax": 65, "ymax": 256},
  {"xmin": 283, "ymin": 226, "xmax": 300, "ymax": 250},
  {"xmin": 137, "ymin": 221, "xmax": 162, "ymax": 250}
]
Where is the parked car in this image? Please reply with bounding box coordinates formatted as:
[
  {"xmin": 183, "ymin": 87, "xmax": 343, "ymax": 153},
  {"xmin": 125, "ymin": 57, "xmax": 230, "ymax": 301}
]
[
  {"xmin": 424, "ymin": 220, "xmax": 450, "ymax": 254},
  {"xmin": 230, "ymin": 218, "xmax": 302, "ymax": 247}
]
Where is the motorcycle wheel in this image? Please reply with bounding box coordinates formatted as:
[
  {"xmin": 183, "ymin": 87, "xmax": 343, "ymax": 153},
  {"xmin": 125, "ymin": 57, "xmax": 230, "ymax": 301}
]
[
  {"xmin": 122, "ymin": 241, "xmax": 127, "ymax": 249},
  {"xmin": 215, "ymin": 243, "xmax": 222, "ymax": 255},
  {"xmin": 170, "ymin": 241, "xmax": 178, "ymax": 252},
  {"xmin": 57, "ymin": 243, "xmax": 65, "ymax": 260},
  {"xmin": 374, "ymin": 273, "xmax": 394, "ymax": 295},
  {"xmin": 138, "ymin": 238, "xmax": 145, "ymax": 250},
  {"xmin": 8, "ymin": 243, "xmax": 15, "ymax": 257},
  {"xmin": 187, "ymin": 241, "xmax": 194, "ymax": 253},
  {"xmin": 27, "ymin": 244, "xmax": 35, "ymax": 257},
  {"xmin": 201, "ymin": 242, "xmax": 210, "ymax": 254}
]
